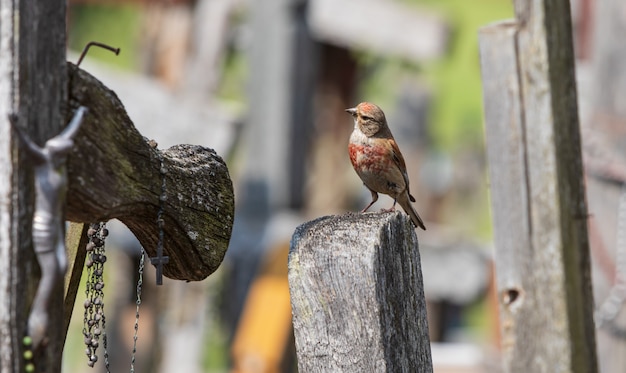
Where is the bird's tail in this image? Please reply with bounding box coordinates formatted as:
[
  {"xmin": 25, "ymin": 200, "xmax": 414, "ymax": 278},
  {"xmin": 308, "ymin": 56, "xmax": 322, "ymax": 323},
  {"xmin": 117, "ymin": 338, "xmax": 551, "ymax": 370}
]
[{"xmin": 398, "ymin": 193, "xmax": 426, "ymax": 230}]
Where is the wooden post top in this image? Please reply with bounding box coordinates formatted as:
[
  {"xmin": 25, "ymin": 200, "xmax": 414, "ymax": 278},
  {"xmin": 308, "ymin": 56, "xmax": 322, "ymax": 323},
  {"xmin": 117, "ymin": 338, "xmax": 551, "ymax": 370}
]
[{"xmin": 289, "ymin": 211, "xmax": 432, "ymax": 372}]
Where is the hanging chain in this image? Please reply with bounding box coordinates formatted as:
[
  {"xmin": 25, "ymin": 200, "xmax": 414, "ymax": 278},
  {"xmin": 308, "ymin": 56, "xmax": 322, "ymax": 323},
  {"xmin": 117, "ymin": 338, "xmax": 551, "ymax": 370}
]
[
  {"xmin": 596, "ymin": 183, "xmax": 626, "ymax": 337},
  {"xmin": 80, "ymin": 141, "xmax": 165, "ymax": 371},
  {"xmin": 129, "ymin": 141, "xmax": 168, "ymax": 370},
  {"xmin": 83, "ymin": 222, "xmax": 110, "ymax": 371},
  {"xmin": 151, "ymin": 144, "xmax": 169, "ymax": 285},
  {"xmin": 130, "ymin": 248, "xmax": 145, "ymax": 373}
]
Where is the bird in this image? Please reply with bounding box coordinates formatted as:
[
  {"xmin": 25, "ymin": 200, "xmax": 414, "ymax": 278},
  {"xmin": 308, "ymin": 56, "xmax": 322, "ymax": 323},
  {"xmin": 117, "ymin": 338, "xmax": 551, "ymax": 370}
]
[{"xmin": 346, "ymin": 102, "xmax": 426, "ymax": 230}]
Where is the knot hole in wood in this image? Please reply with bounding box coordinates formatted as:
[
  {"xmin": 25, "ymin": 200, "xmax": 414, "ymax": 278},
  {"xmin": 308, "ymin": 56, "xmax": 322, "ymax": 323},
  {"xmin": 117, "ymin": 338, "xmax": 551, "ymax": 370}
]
[{"xmin": 502, "ymin": 287, "xmax": 523, "ymax": 310}]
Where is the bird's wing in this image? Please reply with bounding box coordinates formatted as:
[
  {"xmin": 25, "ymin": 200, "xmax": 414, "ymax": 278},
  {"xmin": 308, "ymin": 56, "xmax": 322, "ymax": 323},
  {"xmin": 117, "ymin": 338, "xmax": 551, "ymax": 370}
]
[{"xmin": 387, "ymin": 138, "xmax": 412, "ymax": 192}]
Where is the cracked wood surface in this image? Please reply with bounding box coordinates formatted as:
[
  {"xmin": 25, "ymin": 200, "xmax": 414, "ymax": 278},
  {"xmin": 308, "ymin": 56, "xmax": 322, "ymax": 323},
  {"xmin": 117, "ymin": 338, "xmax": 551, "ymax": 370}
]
[
  {"xmin": 65, "ymin": 63, "xmax": 234, "ymax": 281},
  {"xmin": 288, "ymin": 212, "xmax": 432, "ymax": 372}
]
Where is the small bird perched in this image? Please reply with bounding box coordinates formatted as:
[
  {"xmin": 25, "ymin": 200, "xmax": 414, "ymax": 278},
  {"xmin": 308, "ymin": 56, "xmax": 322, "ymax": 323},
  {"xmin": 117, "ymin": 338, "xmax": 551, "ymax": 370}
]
[{"xmin": 346, "ymin": 102, "xmax": 426, "ymax": 230}]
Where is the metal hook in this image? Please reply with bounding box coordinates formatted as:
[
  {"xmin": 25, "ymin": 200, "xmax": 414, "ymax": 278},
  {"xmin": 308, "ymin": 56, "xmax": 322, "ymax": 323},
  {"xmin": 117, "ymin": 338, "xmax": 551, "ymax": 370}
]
[{"xmin": 76, "ymin": 42, "xmax": 120, "ymax": 67}]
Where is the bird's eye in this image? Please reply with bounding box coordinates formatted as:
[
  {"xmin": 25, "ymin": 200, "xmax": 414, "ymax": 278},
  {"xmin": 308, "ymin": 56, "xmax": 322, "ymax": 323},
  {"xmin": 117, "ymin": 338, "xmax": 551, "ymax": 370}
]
[{"xmin": 361, "ymin": 115, "xmax": 372, "ymax": 121}]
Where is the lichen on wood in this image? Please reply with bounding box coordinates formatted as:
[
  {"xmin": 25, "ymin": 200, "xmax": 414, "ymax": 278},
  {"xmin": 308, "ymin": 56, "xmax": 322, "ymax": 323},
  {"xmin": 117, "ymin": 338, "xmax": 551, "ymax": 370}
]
[{"xmin": 64, "ymin": 63, "xmax": 234, "ymax": 281}]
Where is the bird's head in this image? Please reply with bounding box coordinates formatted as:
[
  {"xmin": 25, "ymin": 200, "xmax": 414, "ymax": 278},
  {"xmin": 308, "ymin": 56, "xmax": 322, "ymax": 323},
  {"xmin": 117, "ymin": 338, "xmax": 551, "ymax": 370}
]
[{"xmin": 345, "ymin": 102, "xmax": 388, "ymax": 137}]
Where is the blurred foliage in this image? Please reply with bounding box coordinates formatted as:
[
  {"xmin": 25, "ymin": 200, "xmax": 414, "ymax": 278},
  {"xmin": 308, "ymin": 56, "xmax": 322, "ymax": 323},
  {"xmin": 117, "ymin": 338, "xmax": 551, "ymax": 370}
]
[
  {"xmin": 68, "ymin": 5, "xmax": 141, "ymax": 70},
  {"xmin": 217, "ymin": 48, "xmax": 248, "ymax": 105},
  {"xmin": 417, "ymin": 0, "xmax": 513, "ymax": 151},
  {"xmin": 215, "ymin": 8, "xmax": 249, "ymax": 105}
]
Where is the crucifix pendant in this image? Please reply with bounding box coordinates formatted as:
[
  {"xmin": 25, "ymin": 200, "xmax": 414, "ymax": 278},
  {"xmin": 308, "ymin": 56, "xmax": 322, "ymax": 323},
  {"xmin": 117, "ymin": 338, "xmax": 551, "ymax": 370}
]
[{"xmin": 150, "ymin": 242, "xmax": 169, "ymax": 286}]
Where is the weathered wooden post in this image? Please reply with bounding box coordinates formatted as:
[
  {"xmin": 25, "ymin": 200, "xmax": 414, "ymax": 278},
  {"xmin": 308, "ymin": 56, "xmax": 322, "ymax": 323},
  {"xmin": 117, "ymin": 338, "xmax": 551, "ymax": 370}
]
[
  {"xmin": 288, "ymin": 212, "xmax": 432, "ymax": 372},
  {"xmin": 0, "ymin": 0, "xmax": 68, "ymax": 371},
  {"xmin": 479, "ymin": 0, "xmax": 598, "ymax": 371}
]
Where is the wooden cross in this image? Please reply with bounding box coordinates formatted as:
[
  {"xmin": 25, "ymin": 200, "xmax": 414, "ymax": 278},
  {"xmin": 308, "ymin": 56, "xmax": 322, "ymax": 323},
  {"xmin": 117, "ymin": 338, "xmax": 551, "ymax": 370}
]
[
  {"xmin": 0, "ymin": 3, "xmax": 234, "ymax": 364},
  {"xmin": 64, "ymin": 63, "xmax": 234, "ymax": 282}
]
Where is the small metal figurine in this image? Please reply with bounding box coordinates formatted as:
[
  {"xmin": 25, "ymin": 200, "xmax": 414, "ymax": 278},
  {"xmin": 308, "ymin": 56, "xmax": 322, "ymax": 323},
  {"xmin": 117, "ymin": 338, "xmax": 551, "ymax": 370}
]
[{"xmin": 10, "ymin": 106, "xmax": 88, "ymax": 348}]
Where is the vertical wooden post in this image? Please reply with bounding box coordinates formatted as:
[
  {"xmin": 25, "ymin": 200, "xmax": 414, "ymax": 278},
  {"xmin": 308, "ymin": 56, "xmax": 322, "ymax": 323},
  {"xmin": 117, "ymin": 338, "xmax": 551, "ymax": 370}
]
[
  {"xmin": 244, "ymin": 0, "xmax": 317, "ymax": 210},
  {"xmin": 0, "ymin": 0, "xmax": 67, "ymax": 371},
  {"xmin": 288, "ymin": 212, "xmax": 432, "ymax": 372},
  {"xmin": 243, "ymin": 0, "xmax": 296, "ymax": 209},
  {"xmin": 479, "ymin": 0, "xmax": 598, "ymax": 372}
]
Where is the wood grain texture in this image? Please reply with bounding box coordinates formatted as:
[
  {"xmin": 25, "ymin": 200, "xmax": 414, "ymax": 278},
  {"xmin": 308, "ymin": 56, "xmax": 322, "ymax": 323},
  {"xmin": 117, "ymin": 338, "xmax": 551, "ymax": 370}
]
[
  {"xmin": 479, "ymin": 1, "xmax": 597, "ymax": 371},
  {"xmin": 0, "ymin": 0, "xmax": 67, "ymax": 371},
  {"xmin": 479, "ymin": 21, "xmax": 532, "ymax": 370},
  {"xmin": 288, "ymin": 211, "xmax": 432, "ymax": 372},
  {"xmin": 65, "ymin": 63, "xmax": 235, "ymax": 281}
]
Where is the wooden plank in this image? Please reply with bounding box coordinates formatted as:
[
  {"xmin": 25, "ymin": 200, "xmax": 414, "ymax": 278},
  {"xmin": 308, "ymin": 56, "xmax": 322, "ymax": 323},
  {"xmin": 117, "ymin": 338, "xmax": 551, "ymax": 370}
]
[
  {"xmin": 243, "ymin": 0, "xmax": 293, "ymax": 209},
  {"xmin": 479, "ymin": 0, "xmax": 598, "ymax": 370},
  {"xmin": 478, "ymin": 20, "xmax": 530, "ymax": 367},
  {"xmin": 515, "ymin": 0, "xmax": 597, "ymax": 371},
  {"xmin": 0, "ymin": 0, "xmax": 67, "ymax": 371},
  {"xmin": 243, "ymin": 0, "xmax": 318, "ymax": 209},
  {"xmin": 308, "ymin": 0, "xmax": 447, "ymax": 61},
  {"xmin": 63, "ymin": 222, "xmax": 88, "ymax": 345},
  {"xmin": 0, "ymin": 4, "xmax": 17, "ymax": 368},
  {"xmin": 288, "ymin": 212, "xmax": 432, "ymax": 372}
]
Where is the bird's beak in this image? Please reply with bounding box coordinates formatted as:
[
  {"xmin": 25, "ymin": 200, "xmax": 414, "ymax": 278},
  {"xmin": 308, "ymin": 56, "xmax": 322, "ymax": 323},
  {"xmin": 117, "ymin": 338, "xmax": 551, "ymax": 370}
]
[{"xmin": 345, "ymin": 107, "xmax": 357, "ymax": 116}]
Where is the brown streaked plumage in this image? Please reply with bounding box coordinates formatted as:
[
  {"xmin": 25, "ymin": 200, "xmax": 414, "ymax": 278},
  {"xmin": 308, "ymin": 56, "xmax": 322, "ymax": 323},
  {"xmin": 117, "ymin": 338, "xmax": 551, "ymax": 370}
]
[{"xmin": 346, "ymin": 102, "xmax": 426, "ymax": 230}]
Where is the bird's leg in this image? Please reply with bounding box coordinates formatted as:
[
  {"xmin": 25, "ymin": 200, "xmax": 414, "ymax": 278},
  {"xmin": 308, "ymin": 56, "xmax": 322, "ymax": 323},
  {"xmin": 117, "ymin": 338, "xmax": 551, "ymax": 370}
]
[
  {"xmin": 362, "ymin": 189, "xmax": 379, "ymax": 212},
  {"xmin": 381, "ymin": 199, "xmax": 397, "ymax": 213}
]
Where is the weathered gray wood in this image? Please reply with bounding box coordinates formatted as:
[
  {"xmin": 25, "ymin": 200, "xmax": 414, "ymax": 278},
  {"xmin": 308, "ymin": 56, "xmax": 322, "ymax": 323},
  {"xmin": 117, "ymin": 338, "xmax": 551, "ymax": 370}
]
[
  {"xmin": 479, "ymin": 0, "xmax": 597, "ymax": 371},
  {"xmin": 288, "ymin": 212, "xmax": 432, "ymax": 372},
  {"xmin": 0, "ymin": 0, "xmax": 67, "ymax": 371},
  {"xmin": 65, "ymin": 63, "xmax": 234, "ymax": 281},
  {"xmin": 244, "ymin": 0, "xmax": 289, "ymax": 209},
  {"xmin": 478, "ymin": 20, "xmax": 529, "ymax": 365}
]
